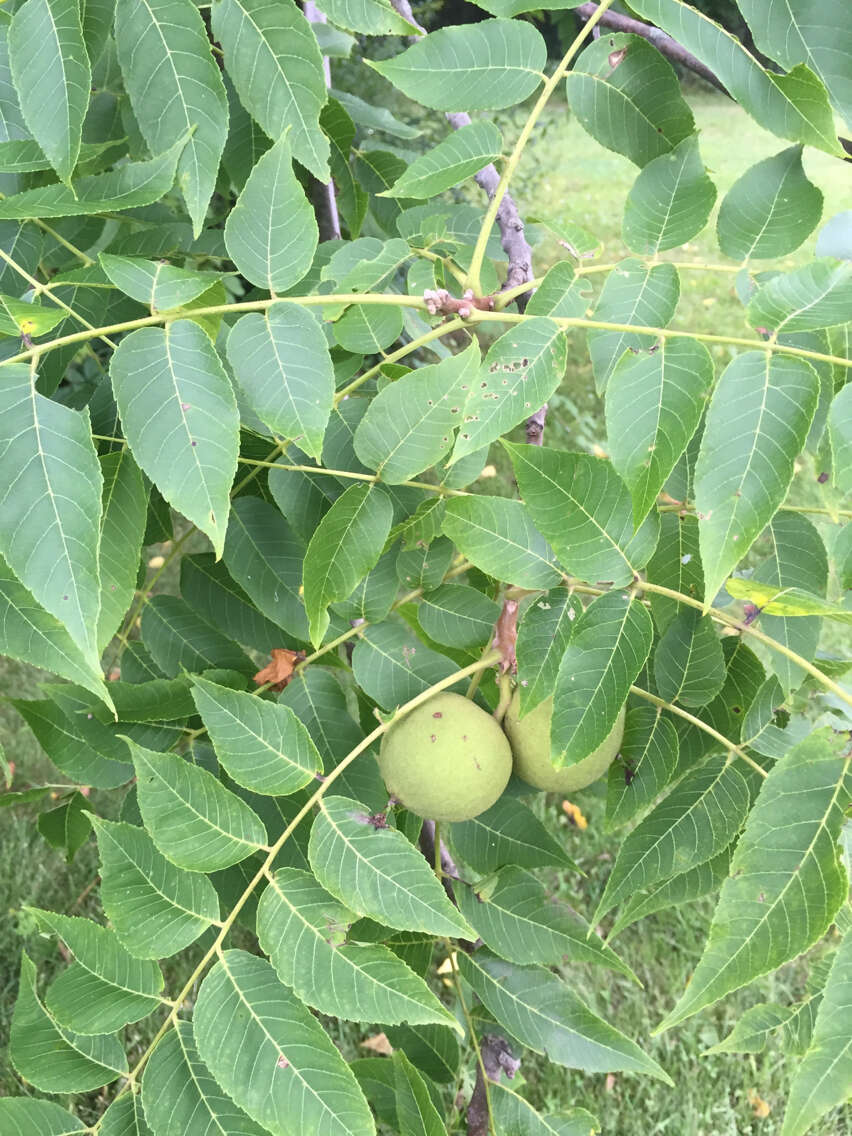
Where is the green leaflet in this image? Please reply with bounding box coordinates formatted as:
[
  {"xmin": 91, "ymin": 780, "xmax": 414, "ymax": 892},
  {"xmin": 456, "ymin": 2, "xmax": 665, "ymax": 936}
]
[
  {"xmin": 224, "ymin": 136, "xmax": 318, "ymax": 292},
  {"xmin": 448, "ymin": 795, "xmax": 575, "ymax": 875},
  {"xmin": 141, "ymin": 595, "xmax": 254, "ymax": 677},
  {"xmin": 227, "ymin": 305, "xmax": 335, "ymax": 463},
  {"xmin": 303, "ymin": 483, "xmax": 393, "ymax": 646},
  {"xmin": 0, "ymin": 1099, "xmax": 86, "ymax": 1135},
  {"xmin": 657, "ymin": 728, "xmax": 852, "ymax": 1031},
  {"xmin": 0, "ymin": 364, "xmax": 102, "ymax": 667},
  {"xmin": 716, "ymin": 146, "xmax": 824, "ymax": 261},
  {"xmin": 629, "ymin": 0, "xmax": 844, "ymax": 156},
  {"xmin": 622, "ymin": 135, "xmax": 716, "ymax": 255},
  {"xmin": 223, "ymin": 495, "xmax": 309, "ymax": 641},
  {"xmin": 308, "ymin": 794, "xmax": 474, "ymax": 938},
  {"xmin": 129, "ymin": 739, "xmax": 268, "ymax": 871},
  {"xmin": 319, "ymin": 0, "xmax": 416, "ymax": 35},
  {"xmin": 370, "ymin": 20, "xmax": 546, "ymax": 111},
  {"xmin": 594, "ymin": 754, "xmax": 749, "ymax": 923},
  {"xmin": 737, "ymin": 0, "xmax": 852, "ymax": 128},
  {"xmin": 442, "ymin": 495, "xmax": 562, "ymax": 590},
  {"xmin": 653, "ymin": 609, "xmax": 726, "ymax": 708},
  {"xmin": 193, "ymin": 950, "xmax": 376, "ymax": 1136},
  {"xmin": 489, "ymin": 1084, "xmax": 600, "ymax": 1135},
  {"xmin": 211, "ymin": 0, "xmax": 329, "ymax": 180},
  {"xmin": 351, "ymin": 622, "xmax": 461, "ymax": 713},
  {"xmin": 450, "ymin": 318, "xmax": 566, "ymax": 464},
  {"xmin": 0, "ymin": 140, "xmax": 187, "ymax": 222},
  {"xmin": 256, "ymin": 867, "xmax": 458, "ymax": 1028},
  {"xmin": 515, "ymin": 587, "xmax": 583, "ymax": 718},
  {"xmin": 458, "ymin": 950, "xmax": 671, "ymax": 1081},
  {"xmin": 829, "ymin": 384, "xmax": 852, "ymax": 494},
  {"xmin": 392, "ymin": 1050, "xmax": 448, "ymax": 1136},
  {"xmin": 382, "ymin": 121, "xmax": 502, "ymax": 199},
  {"xmin": 417, "ymin": 583, "xmax": 500, "ymax": 649},
  {"xmin": 551, "ymin": 592, "xmax": 654, "ymax": 768},
  {"xmin": 605, "ymin": 704, "xmax": 679, "ymax": 830},
  {"xmin": 694, "ymin": 351, "xmax": 819, "ymax": 606},
  {"xmin": 141, "ymin": 1021, "xmax": 267, "ymax": 1136},
  {"xmin": 91, "ymin": 816, "xmax": 220, "ymax": 959},
  {"xmin": 506, "ymin": 444, "xmax": 660, "ymax": 587},
  {"xmin": 8, "ymin": 0, "xmax": 90, "ymax": 184},
  {"xmin": 753, "ymin": 512, "xmax": 829, "ymax": 695},
  {"xmin": 111, "ymin": 320, "xmax": 239, "ymax": 559},
  {"xmin": 747, "ymin": 259, "xmax": 852, "ymax": 333},
  {"xmin": 606, "ymin": 336, "xmax": 713, "ymax": 526},
  {"xmin": 27, "ymin": 908, "xmax": 163, "ymax": 1034},
  {"xmin": 588, "ymin": 258, "xmax": 680, "ymax": 393},
  {"xmin": 565, "ymin": 34, "xmax": 695, "ymax": 168},
  {"xmin": 97, "ymin": 449, "xmax": 148, "ymax": 652},
  {"xmin": 705, "ymin": 1001, "xmax": 795, "ymax": 1056},
  {"xmin": 354, "ymin": 341, "xmax": 479, "ymax": 483},
  {"xmin": 10, "ymin": 952, "xmax": 128, "ymax": 1093},
  {"xmin": 0, "ymin": 293, "xmax": 64, "ymax": 337},
  {"xmin": 191, "ymin": 674, "xmax": 322, "ymax": 796},
  {"xmin": 99, "ymin": 254, "xmax": 223, "ymax": 313},
  {"xmin": 0, "ymin": 554, "xmax": 110, "ymax": 704},
  {"xmin": 606, "ymin": 847, "xmax": 732, "ymax": 940},
  {"xmin": 781, "ymin": 929, "xmax": 852, "ymax": 1136},
  {"xmin": 456, "ymin": 867, "xmax": 636, "ymax": 980},
  {"xmin": 115, "ymin": 0, "xmax": 228, "ymax": 234}
]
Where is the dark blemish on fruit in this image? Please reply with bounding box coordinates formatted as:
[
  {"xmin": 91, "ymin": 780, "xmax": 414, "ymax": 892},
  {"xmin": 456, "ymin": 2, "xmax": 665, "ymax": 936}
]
[{"xmin": 433, "ymin": 712, "xmax": 443, "ymax": 718}]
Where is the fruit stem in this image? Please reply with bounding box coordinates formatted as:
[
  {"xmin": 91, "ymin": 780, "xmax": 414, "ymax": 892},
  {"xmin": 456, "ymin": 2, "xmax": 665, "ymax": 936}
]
[{"xmin": 492, "ymin": 672, "xmax": 513, "ymax": 724}]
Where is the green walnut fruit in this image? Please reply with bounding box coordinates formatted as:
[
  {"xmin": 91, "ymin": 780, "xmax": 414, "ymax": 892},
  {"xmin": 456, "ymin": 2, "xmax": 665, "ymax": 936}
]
[
  {"xmin": 377, "ymin": 692, "xmax": 512, "ymax": 822},
  {"xmin": 504, "ymin": 690, "xmax": 626, "ymax": 793}
]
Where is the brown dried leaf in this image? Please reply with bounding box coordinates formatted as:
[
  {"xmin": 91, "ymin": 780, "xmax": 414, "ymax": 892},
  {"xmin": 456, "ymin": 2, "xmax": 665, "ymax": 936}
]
[{"xmin": 253, "ymin": 648, "xmax": 305, "ymax": 692}]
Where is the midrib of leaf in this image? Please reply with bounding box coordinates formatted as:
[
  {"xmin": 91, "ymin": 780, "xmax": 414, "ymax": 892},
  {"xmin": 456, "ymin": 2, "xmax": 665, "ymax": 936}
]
[
  {"xmin": 672, "ymin": 763, "xmax": 849, "ymax": 1019},
  {"xmin": 228, "ymin": 508, "xmax": 302, "ymax": 608},
  {"xmin": 314, "ymin": 489, "xmax": 373, "ymax": 609},
  {"xmin": 44, "ymin": 0, "xmax": 74, "ymax": 170},
  {"xmin": 575, "ymin": 74, "xmax": 666, "ymax": 141},
  {"xmin": 745, "ymin": 156, "xmax": 796, "ymax": 260},
  {"xmin": 173, "ymin": 1023, "xmax": 230, "ymax": 1136},
  {"xmin": 449, "ymin": 508, "xmax": 555, "ymax": 574},
  {"xmin": 563, "ymin": 601, "xmax": 639, "ymax": 747},
  {"xmin": 319, "ymin": 801, "xmax": 443, "ymax": 926},
  {"xmin": 29, "ymin": 380, "xmax": 101, "ymax": 662},
  {"xmin": 136, "ymin": 0, "xmax": 198, "ymax": 189},
  {"xmin": 163, "ymin": 325, "xmax": 216, "ymax": 520},
  {"xmin": 777, "ymin": 270, "xmax": 849, "ymax": 333},
  {"xmin": 470, "ymin": 960, "xmax": 641, "ymax": 1066},
  {"xmin": 136, "ymin": 751, "xmax": 263, "ymax": 851},
  {"xmin": 714, "ymin": 352, "xmax": 772, "ymax": 569},
  {"xmin": 265, "ymin": 873, "xmax": 446, "ymax": 1020},
  {"xmin": 518, "ymin": 449, "xmax": 631, "ymax": 573},
  {"xmin": 216, "ymin": 952, "xmax": 340, "ymax": 1123},
  {"xmin": 98, "ymin": 824, "xmax": 212, "ymax": 920},
  {"xmin": 45, "ymin": 929, "xmax": 159, "ymax": 1001},
  {"xmin": 263, "ymin": 311, "xmax": 313, "ymax": 444},
  {"xmin": 202, "ymin": 696, "xmax": 316, "ymax": 778}
]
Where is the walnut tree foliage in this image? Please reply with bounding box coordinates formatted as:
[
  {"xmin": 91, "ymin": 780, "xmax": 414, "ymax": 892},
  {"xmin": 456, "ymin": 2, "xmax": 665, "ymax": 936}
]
[{"xmin": 0, "ymin": 0, "xmax": 851, "ymax": 1132}]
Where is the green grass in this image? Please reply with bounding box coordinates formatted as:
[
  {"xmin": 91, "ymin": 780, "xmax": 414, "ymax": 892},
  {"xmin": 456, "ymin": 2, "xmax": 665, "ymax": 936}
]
[{"xmin": 1, "ymin": 89, "xmax": 850, "ymax": 1131}]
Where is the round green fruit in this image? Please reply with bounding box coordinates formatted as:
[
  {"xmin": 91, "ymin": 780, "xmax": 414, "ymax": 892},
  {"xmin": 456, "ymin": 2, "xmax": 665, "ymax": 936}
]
[
  {"xmin": 377, "ymin": 692, "xmax": 513, "ymax": 822},
  {"xmin": 504, "ymin": 691, "xmax": 626, "ymax": 793}
]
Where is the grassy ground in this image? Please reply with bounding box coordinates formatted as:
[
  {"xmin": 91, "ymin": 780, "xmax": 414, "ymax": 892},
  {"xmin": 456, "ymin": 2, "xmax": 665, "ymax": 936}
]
[{"xmin": 1, "ymin": 88, "xmax": 850, "ymax": 1132}]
